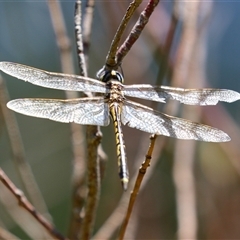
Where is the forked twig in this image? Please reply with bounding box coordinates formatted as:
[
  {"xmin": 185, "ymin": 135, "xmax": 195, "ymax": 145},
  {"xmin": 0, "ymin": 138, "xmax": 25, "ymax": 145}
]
[
  {"xmin": 118, "ymin": 135, "xmax": 157, "ymax": 240},
  {"xmin": 49, "ymin": 0, "xmax": 103, "ymax": 238},
  {"xmin": 73, "ymin": 1, "xmax": 104, "ymax": 239},
  {"xmin": 47, "ymin": 1, "xmax": 89, "ymax": 238},
  {"xmin": 0, "ymin": 168, "xmax": 67, "ymax": 240},
  {"xmin": 105, "ymin": 0, "xmax": 143, "ymax": 69},
  {"xmin": 116, "ymin": 0, "xmax": 159, "ymax": 65},
  {"xmin": 92, "ymin": 2, "xmax": 163, "ymax": 238}
]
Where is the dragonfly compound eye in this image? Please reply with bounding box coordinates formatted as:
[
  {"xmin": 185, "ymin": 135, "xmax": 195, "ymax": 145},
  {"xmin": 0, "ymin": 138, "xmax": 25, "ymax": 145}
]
[{"xmin": 97, "ymin": 68, "xmax": 124, "ymax": 83}]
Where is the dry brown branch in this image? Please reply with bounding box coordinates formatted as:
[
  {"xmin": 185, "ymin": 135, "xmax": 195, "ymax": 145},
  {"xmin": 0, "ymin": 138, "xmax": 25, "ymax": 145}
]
[
  {"xmin": 92, "ymin": 137, "xmax": 166, "ymax": 239},
  {"xmin": 105, "ymin": 0, "xmax": 142, "ymax": 69},
  {"xmin": 118, "ymin": 134, "xmax": 157, "ymax": 240},
  {"xmin": 75, "ymin": 1, "xmax": 103, "ymax": 239},
  {"xmin": 80, "ymin": 127, "xmax": 101, "ymax": 240},
  {"xmin": 48, "ymin": 1, "xmax": 104, "ymax": 239},
  {"xmin": 0, "ymin": 75, "xmax": 51, "ymax": 222},
  {"xmin": 75, "ymin": 0, "xmax": 88, "ymax": 77},
  {"xmin": 0, "ymin": 168, "xmax": 67, "ymax": 240},
  {"xmin": 47, "ymin": 1, "xmax": 89, "ymax": 238},
  {"xmin": 116, "ymin": 0, "xmax": 159, "ymax": 65}
]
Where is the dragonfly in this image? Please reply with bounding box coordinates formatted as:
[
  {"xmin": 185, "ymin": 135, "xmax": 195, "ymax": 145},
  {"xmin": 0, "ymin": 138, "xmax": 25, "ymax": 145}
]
[{"xmin": 0, "ymin": 62, "xmax": 239, "ymax": 190}]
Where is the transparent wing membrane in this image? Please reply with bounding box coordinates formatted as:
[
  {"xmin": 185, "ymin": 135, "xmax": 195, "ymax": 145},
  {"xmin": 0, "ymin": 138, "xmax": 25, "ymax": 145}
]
[
  {"xmin": 0, "ymin": 62, "xmax": 107, "ymax": 93},
  {"xmin": 7, "ymin": 97, "xmax": 110, "ymax": 126},
  {"xmin": 123, "ymin": 85, "xmax": 240, "ymax": 105},
  {"xmin": 121, "ymin": 100, "xmax": 230, "ymax": 142}
]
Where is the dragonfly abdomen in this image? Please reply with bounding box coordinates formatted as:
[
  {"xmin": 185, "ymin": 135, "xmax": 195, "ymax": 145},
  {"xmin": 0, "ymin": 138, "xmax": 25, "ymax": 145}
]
[{"xmin": 110, "ymin": 102, "xmax": 129, "ymax": 190}]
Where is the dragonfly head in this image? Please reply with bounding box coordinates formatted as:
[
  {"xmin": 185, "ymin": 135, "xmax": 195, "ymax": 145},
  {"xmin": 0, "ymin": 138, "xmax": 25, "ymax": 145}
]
[{"xmin": 97, "ymin": 68, "xmax": 124, "ymax": 83}]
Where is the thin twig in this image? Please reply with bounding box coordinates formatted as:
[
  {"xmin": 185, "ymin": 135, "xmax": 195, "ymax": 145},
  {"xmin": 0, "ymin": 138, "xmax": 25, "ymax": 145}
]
[
  {"xmin": 75, "ymin": 0, "xmax": 88, "ymax": 77},
  {"xmin": 0, "ymin": 168, "xmax": 67, "ymax": 240},
  {"xmin": 80, "ymin": 127, "xmax": 101, "ymax": 240},
  {"xmin": 116, "ymin": 0, "xmax": 159, "ymax": 65},
  {"xmin": 47, "ymin": 1, "xmax": 89, "ymax": 238},
  {"xmin": 118, "ymin": 135, "xmax": 157, "ymax": 240},
  {"xmin": 73, "ymin": 1, "xmax": 103, "ymax": 239},
  {"xmin": 105, "ymin": 0, "xmax": 143, "ymax": 69},
  {"xmin": 92, "ymin": 137, "xmax": 166, "ymax": 239},
  {"xmin": 67, "ymin": 2, "xmax": 88, "ymax": 238},
  {"xmin": 93, "ymin": 2, "xmax": 163, "ymax": 238},
  {"xmin": 0, "ymin": 75, "xmax": 51, "ymax": 221}
]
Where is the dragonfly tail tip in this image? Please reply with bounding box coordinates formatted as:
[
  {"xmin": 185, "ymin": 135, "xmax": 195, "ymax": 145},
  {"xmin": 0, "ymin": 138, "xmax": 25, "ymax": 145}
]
[{"xmin": 121, "ymin": 178, "xmax": 129, "ymax": 191}]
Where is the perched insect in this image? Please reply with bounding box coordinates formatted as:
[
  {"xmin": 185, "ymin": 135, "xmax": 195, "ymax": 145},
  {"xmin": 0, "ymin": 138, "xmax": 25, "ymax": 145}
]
[{"xmin": 0, "ymin": 62, "xmax": 239, "ymax": 189}]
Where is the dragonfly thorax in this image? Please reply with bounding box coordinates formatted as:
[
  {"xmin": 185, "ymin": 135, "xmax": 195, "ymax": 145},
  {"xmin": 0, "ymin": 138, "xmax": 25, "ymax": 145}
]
[
  {"xmin": 106, "ymin": 81, "xmax": 125, "ymax": 103},
  {"xmin": 97, "ymin": 68, "xmax": 124, "ymax": 83}
]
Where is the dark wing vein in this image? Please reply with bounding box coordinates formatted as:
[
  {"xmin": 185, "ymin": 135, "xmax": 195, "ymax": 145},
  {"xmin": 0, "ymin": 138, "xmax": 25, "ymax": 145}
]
[
  {"xmin": 0, "ymin": 62, "xmax": 107, "ymax": 93},
  {"xmin": 7, "ymin": 97, "xmax": 110, "ymax": 126},
  {"xmin": 123, "ymin": 84, "xmax": 240, "ymax": 105},
  {"xmin": 121, "ymin": 100, "xmax": 230, "ymax": 142}
]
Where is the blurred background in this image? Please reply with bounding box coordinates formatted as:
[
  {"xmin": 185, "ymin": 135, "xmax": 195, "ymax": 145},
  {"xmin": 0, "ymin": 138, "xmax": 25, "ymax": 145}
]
[{"xmin": 0, "ymin": 1, "xmax": 240, "ymax": 239}]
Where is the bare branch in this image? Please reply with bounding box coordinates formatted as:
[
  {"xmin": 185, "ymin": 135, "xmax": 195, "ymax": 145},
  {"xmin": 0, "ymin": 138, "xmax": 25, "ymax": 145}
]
[
  {"xmin": 105, "ymin": 0, "xmax": 143, "ymax": 69},
  {"xmin": 118, "ymin": 134, "xmax": 157, "ymax": 240},
  {"xmin": 80, "ymin": 127, "xmax": 102, "ymax": 240},
  {"xmin": 75, "ymin": 0, "xmax": 88, "ymax": 76},
  {"xmin": 0, "ymin": 75, "xmax": 51, "ymax": 222},
  {"xmin": 92, "ymin": 137, "xmax": 166, "ymax": 240},
  {"xmin": 47, "ymin": 1, "xmax": 90, "ymax": 238},
  {"xmin": 0, "ymin": 168, "xmax": 67, "ymax": 240},
  {"xmin": 73, "ymin": 1, "xmax": 103, "ymax": 239},
  {"xmin": 116, "ymin": 0, "xmax": 159, "ymax": 65}
]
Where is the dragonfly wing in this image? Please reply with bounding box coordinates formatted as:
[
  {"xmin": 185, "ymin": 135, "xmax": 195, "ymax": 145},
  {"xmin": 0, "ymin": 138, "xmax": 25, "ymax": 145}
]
[
  {"xmin": 7, "ymin": 97, "xmax": 110, "ymax": 126},
  {"xmin": 121, "ymin": 100, "xmax": 230, "ymax": 142},
  {"xmin": 0, "ymin": 62, "xmax": 107, "ymax": 93},
  {"xmin": 123, "ymin": 85, "xmax": 240, "ymax": 105}
]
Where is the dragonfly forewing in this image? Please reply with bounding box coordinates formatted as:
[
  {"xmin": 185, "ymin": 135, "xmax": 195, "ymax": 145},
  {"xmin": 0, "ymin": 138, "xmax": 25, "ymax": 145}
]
[
  {"xmin": 123, "ymin": 85, "xmax": 240, "ymax": 105},
  {"xmin": 0, "ymin": 62, "xmax": 107, "ymax": 93},
  {"xmin": 121, "ymin": 100, "xmax": 230, "ymax": 142},
  {"xmin": 7, "ymin": 97, "xmax": 110, "ymax": 126}
]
